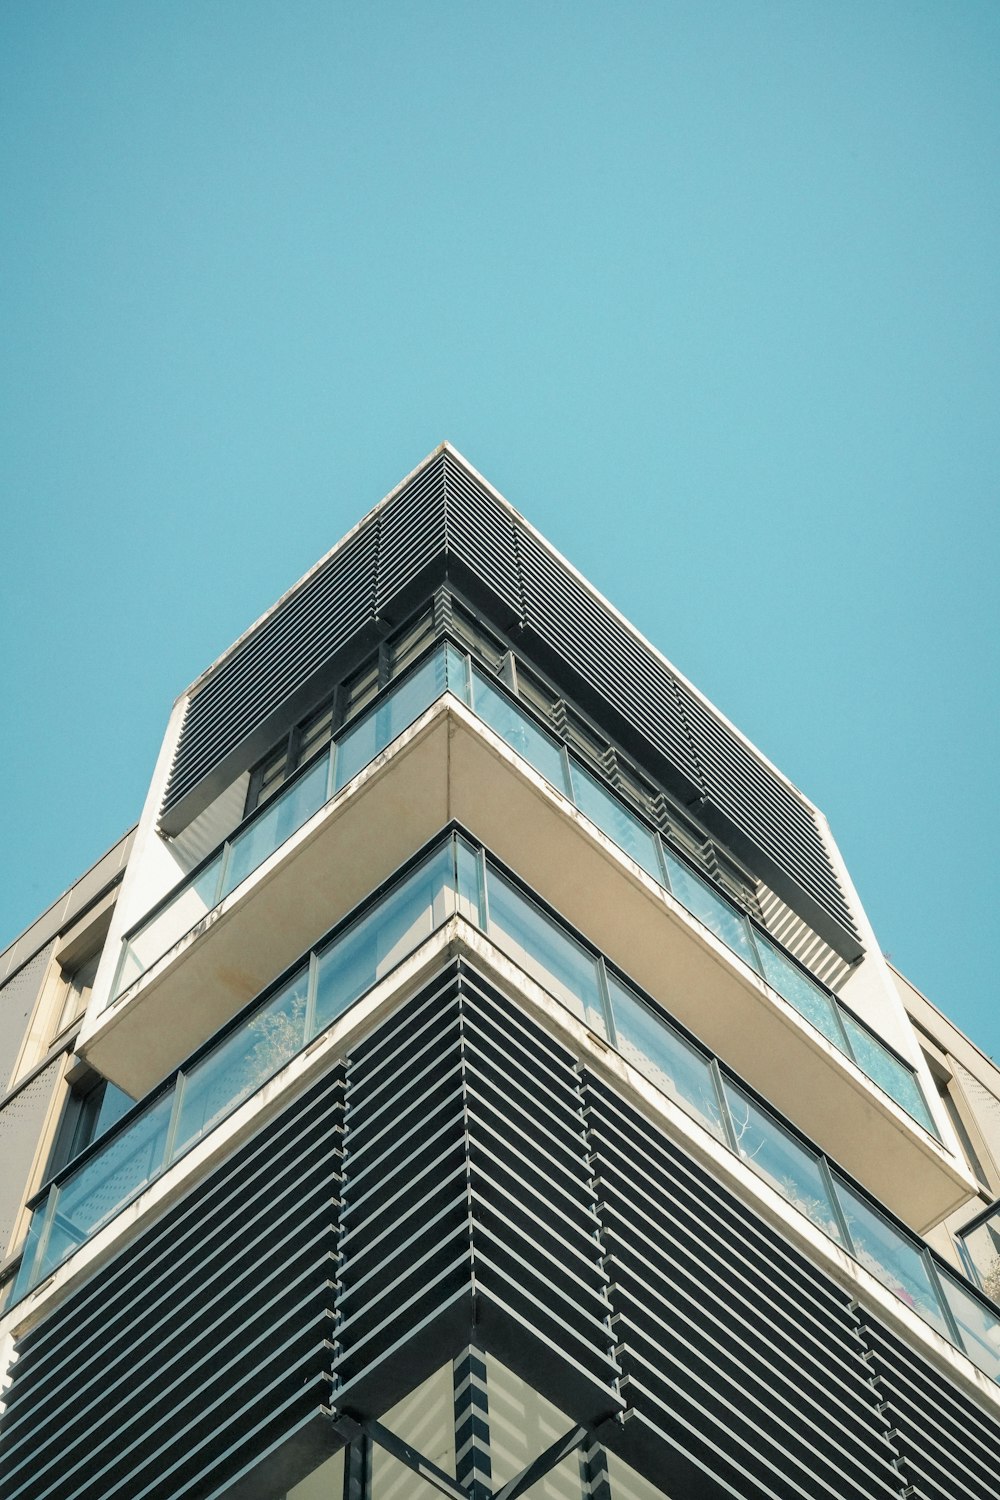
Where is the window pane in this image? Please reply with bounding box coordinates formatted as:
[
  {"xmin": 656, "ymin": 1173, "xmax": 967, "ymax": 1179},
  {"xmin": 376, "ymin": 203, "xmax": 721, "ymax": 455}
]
[
  {"xmin": 722, "ymin": 1081, "xmax": 844, "ymax": 1243},
  {"xmin": 662, "ymin": 852, "xmax": 760, "ymax": 970},
  {"xmin": 937, "ymin": 1269, "xmax": 1000, "ymax": 1382},
  {"xmin": 608, "ymin": 977, "xmax": 724, "ymax": 1140},
  {"xmin": 835, "ymin": 1177, "xmax": 949, "ymax": 1334},
  {"xmin": 313, "ymin": 842, "xmax": 453, "ymax": 1030},
  {"xmin": 754, "ymin": 935, "xmax": 847, "ymax": 1051},
  {"xmin": 568, "ymin": 759, "xmax": 663, "ymax": 883},
  {"xmin": 959, "ymin": 1210, "xmax": 1000, "ymax": 1299},
  {"xmin": 486, "ymin": 867, "xmax": 603, "ymax": 1030},
  {"xmin": 336, "ymin": 648, "xmax": 446, "ymax": 790},
  {"xmin": 222, "ymin": 755, "xmax": 328, "ymax": 896},
  {"xmin": 116, "ymin": 853, "xmax": 223, "ymax": 997},
  {"xmin": 840, "ymin": 1016, "xmax": 937, "ymax": 1135},
  {"xmin": 454, "ymin": 834, "xmax": 485, "ymax": 927},
  {"xmin": 172, "ymin": 969, "xmax": 310, "ymax": 1154},
  {"xmin": 37, "ymin": 1093, "xmax": 174, "ymax": 1280},
  {"xmin": 471, "ymin": 669, "xmax": 570, "ymax": 795},
  {"xmin": 445, "ymin": 643, "xmax": 471, "ymax": 704}
]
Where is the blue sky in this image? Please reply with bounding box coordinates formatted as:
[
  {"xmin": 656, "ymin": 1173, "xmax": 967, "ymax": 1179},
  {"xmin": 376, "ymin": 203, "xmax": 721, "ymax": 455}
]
[{"xmin": 2, "ymin": 3, "xmax": 998, "ymax": 1059}]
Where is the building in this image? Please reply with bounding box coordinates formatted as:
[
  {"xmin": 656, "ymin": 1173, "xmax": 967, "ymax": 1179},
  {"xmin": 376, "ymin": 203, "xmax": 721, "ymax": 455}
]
[{"xmin": 1, "ymin": 443, "xmax": 999, "ymax": 1500}]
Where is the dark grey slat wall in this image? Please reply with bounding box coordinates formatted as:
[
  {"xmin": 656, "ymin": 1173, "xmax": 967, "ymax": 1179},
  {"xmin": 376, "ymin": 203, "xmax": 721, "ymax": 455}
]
[
  {"xmin": 159, "ymin": 451, "xmax": 859, "ymax": 954},
  {"xmin": 7, "ymin": 966, "xmax": 997, "ymax": 1500},
  {"xmin": 856, "ymin": 1315, "xmax": 1000, "ymax": 1500},
  {"xmin": 583, "ymin": 1074, "xmax": 910, "ymax": 1500},
  {"xmin": 0, "ymin": 1071, "xmax": 345, "ymax": 1500},
  {"xmin": 332, "ymin": 964, "xmax": 622, "ymax": 1428}
]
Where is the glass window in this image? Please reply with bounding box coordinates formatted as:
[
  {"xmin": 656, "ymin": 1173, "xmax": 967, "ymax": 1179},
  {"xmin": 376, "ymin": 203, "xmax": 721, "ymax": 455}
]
[
  {"xmin": 754, "ymin": 935, "xmax": 847, "ymax": 1052},
  {"xmin": 313, "ymin": 841, "xmax": 453, "ymax": 1029},
  {"xmin": 608, "ymin": 977, "xmax": 724, "ymax": 1140},
  {"xmin": 937, "ymin": 1269, "xmax": 1000, "ymax": 1382},
  {"xmin": 445, "ymin": 642, "xmax": 471, "ymax": 704},
  {"xmin": 222, "ymin": 755, "xmax": 328, "ymax": 897},
  {"xmin": 471, "ymin": 669, "xmax": 570, "ymax": 795},
  {"xmin": 113, "ymin": 851, "xmax": 225, "ymax": 998},
  {"xmin": 387, "ymin": 606, "xmax": 434, "ymax": 675},
  {"xmin": 959, "ymin": 1209, "xmax": 1000, "ymax": 1301},
  {"xmin": 296, "ymin": 700, "xmax": 334, "ymax": 763},
  {"xmin": 835, "ymin": 1176, "xmax": 949, "ymax": 1334},
  {"xmin": 485, "ymin": 867, "xmax": 603, "ymax": 1030},
  {"xmin": 840, "ymin": 1016, "xmax": 937, "ymax": 1135},
  {"xmin": 172, "ymin": 968, "xmax": 311, "ymax": 1155},
  {"xmin": 721, "ymin": 1080, "xmax": 845, "ymax": 1243},
  {"xmin": 36, "ymin": 1092, "xmax": 174, "ymax": 1281},
  {"xmin": 335, "ymin": 648, "xmax": 446, "ymax": 790},
  {"xmin": 342, "ymin": 656, "xmax": 380, "ymax": 718},
  {"xmin": 662, "ymin": 852, "xmax": 760, "ymax": 971},
  {"xmin": 568, "ymin": 759, "xmax": 664, "ymax": 884}
]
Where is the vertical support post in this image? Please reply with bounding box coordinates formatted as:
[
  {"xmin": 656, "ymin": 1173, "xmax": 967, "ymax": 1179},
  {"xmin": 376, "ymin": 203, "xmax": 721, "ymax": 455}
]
[
  {"xmin": 342, "ymin": 1433, "xmax": 371, "ymax": 1500},
  {"xmin": 453, "ymin": 1345, "xmax": 492, "ymax": 1500},
  {"xmin": 579, "ymin": 1437, "xmax": 613, "ymax": 1500}
]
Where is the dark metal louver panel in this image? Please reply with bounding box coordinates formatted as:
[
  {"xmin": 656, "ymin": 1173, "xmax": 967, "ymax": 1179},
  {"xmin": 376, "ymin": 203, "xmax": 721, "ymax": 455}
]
[
  {"xmin": 514, "ymin": 524, "xmax": 700, "ymax": 784},
  {"xmin": 583, "ymin": 1074, "xmax": 906, "ymax": 1500},
  {"xmin": 160, "ymin": 447, "xmax": 860, "ymax": 951},
  {"xmin": 444, "ymin": 456, "xmax": 524, "ymax": 622},
  {"xmin": 856, "ymin": 1314, "xmax": 1000, "ymax": 1500},
  {"xmin": 374, "ymin": 452, "xmax": 448, "ymax": 613},
  {"xmin": 163, "ymin": 519, "xmax": 380, "ymax": 811},
  {"xmin": 676, "ymin": 680, "xmax": 855, "ymax": 931},
  {"xmin": 332, "ymin": 962, "xmax": 621, "ymax": 1428},
  {"xmin": 0, "ymin": 1072, "xmax": 345, "ymax": 1500}
]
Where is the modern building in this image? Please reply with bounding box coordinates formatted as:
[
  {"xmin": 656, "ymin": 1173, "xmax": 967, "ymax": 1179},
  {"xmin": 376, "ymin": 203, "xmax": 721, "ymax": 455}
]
[{"xmin": 1, "ymin": 444, "xmax": 999, "ymax": 1500}]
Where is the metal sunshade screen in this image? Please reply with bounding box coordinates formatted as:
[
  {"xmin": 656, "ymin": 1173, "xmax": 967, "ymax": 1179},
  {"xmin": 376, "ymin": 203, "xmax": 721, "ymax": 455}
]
[
  {"xmin": 442, "ymin": 452, "xmax": 524, "ymax": 620},
  {"xmin": 514, "ymin": 524, "xmax": 700, "ymax": 785},
  {"xmin": 332, "ymin": 962, "xmax": 621, "ymax": 1428},
  {"xmin": 374, "ymin": 451, "xmax": 448, "ymax": 613},
  {"xmin": 163, "ymin": 518, "xmax": 381, "ymax": 813},
  {"xmin": 855, "ymin": 1313, "xmax": 1000, "ymax": 1500},
  {"xmin": 676, "ymin": 680, "xmax": 857, "ymax": 940},
  {"xmin": 0, "ymin": 1071, "xmax": 344, "ymax": 1500},
  {"xmin": 583, "ymin": 1073, "xmax": 907, "ymax": 1500}
]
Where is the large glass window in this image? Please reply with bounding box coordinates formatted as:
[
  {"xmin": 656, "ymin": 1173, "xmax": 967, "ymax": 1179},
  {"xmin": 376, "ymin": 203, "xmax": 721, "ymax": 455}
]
[
  {"xmin": 568, "ymin": 759, "xmax": 664, "ymax": 884},
  {"xmin": 485, "ymin": 867, "xmax": 604, "ymax": 1032},
  {"xmin": 608, "ymin": 977, "xmax": 724, "ymax": 1141},
  {"xmin": 834, "ymin": 1176, "xmax": 950, "ymax": 1335},
  {"xmin": 314, "ymin": 841, "xmax": 454, "ymax": 1030},
  {"xmin": 721, "ymin": 1080, "xmax": 845, "ymax": 1244},
  {"xmin": 470, "ymin": 669, "xmax": 570, "ymax": 796},
  {"xmin": 840, "ymin": 1016, "xmax": 937, "ymax": 1135},
  {"xmin": 172, "ymin": 968, "xmax": 311, "ymax": 1153},
  {"xmin": 662, "ymin": 851, "xmax": 760, "ymax": 970},
  {"xmin": 753, "ymin": 935, "xmax": 847, "ymax": 1051}
]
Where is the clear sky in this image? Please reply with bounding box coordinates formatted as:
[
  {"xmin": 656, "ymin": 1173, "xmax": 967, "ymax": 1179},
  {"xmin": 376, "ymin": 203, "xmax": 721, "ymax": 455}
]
[{"xmin": 2, "ymin": 3, "xmax": 997, "ymax": 1060}]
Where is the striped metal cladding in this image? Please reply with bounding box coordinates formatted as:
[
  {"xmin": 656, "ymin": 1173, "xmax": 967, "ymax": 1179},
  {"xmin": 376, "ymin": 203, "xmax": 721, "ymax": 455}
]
[
  {"xmin": 6, "ymin": 962, "xmax": 996, "ymax": 1498},
  {"xmin": 331, "ymin": 963, "xmax": 622, "ymax": 1429},
  {"xmin": 855, "ymin": 1314, "xmax": 1000, "ymax": 1500},
  {"xmin": 160, "ymin": 449, "xmax": 859, "ymax": 955},
  {"xmin": 583, "ymin": 1073, "xmax": 910, "ymax": 1500},
  {"xmin": 0, "ymin": 1072, "xmax": 345, "ymax": 1500}
]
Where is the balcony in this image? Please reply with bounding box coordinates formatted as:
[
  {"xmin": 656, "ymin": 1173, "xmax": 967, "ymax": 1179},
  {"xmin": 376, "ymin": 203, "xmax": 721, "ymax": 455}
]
[
  {"xmin": 960, "ymin": 1201, "xmax": 1000, "ymax": 1303},
  {"xmin": 77, "ymin": 642, "xmax": 970, "ymax": 1227},
  {"xmin": 13, "ymin": 832, "xmax": 1000, "ymax": 1392}
]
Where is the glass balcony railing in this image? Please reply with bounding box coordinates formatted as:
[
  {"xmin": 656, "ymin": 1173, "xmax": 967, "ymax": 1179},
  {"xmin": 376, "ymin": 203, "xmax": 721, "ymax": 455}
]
[
  {"xmin": 110, "ymin": 640, "xmax": 935, "ymax": 1142},
  {"xmin": 959, "ymin": 1201, "xmax": 1000, "ymax": 1304},
  {"xmin": 14, "ymin": 831, "xmax": 999, "ymax": 1383},
  {"xmin": 111, "ymin": 645, "xmax": 462, "ymax": 1000},
  {"xmin": 455, "ymin": 659, "xmax": 938, "ymax": 1140}
]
